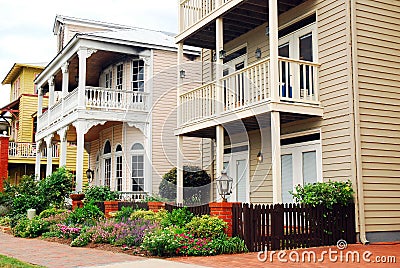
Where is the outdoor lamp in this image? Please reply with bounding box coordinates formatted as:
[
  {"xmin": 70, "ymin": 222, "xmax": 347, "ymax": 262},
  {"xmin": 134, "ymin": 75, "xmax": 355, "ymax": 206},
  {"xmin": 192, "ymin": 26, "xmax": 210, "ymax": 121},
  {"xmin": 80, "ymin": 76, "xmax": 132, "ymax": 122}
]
[
  {"xmin": 180, "ymin": 69, "xmax": 186, "ymax": 78},
  {"xmin": 86, "ymin": 168, "xmax": 94, "ymax": 183},
  {"xmin": 216, "ymin": 170, "xmax": 233, "ymax": 202},
  {"xmin": 257, "ymin": 151, "xmax": 263, "ymax": 163},
  {"xmin": 219, "ymin": 50, "xmax": 226, "ymax": 59},
  {"xmin": 255, "ymin": 48, "xmax": 262, "ymax": 59}
]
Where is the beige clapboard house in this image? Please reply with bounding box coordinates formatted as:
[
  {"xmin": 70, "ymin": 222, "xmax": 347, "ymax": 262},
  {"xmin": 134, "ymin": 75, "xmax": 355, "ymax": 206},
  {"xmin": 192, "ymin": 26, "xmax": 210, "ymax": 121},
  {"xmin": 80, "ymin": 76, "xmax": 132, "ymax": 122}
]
[
  {"xmin": 35, "ymin": 15, "xmax": 201, "ymax": 198},
  {"xmin": 174, "ymin": 0, "xmax": 400, "ymax": 242}
]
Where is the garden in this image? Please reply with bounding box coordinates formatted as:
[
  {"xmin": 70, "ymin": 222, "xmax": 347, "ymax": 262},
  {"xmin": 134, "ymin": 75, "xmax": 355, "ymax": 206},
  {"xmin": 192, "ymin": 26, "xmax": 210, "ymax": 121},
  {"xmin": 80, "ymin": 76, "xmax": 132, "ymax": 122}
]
[{"xmin": 0, "ymin": 167, "xmax": 248, "ymax": 257}]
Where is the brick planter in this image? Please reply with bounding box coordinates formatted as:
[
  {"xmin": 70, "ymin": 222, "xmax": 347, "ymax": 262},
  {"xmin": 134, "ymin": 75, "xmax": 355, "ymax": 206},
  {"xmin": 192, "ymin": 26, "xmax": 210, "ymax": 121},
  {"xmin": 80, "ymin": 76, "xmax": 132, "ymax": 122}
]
[
  {"xmin": 209, "ymin": 202, "xmax": 241, "ymax": 237},
  {"xmin": 0, "ymin": 136, "xmax": 9, "ymax": 192},
  {"xmin": 104, "ymin": 201, "xmax": 119, "ymax": 218},
  {"xmin": 148, "ymin": 201, "xmax": 165, "ymax": 212}
]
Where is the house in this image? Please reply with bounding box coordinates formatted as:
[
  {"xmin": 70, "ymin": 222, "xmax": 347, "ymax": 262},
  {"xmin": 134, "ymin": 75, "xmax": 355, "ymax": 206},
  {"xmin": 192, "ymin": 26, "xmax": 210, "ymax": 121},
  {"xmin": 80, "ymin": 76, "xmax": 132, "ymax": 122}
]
[
  {"xmin": 174, "ymin": 0, "xmax": 400, "ymax": 243},
  {"xmin": 0, "ymin": 63, "xmax": 68, "ymax": 184},
  {"xmin": 34, "ymin": 15, "xmax": 201, "ymax": 198}
]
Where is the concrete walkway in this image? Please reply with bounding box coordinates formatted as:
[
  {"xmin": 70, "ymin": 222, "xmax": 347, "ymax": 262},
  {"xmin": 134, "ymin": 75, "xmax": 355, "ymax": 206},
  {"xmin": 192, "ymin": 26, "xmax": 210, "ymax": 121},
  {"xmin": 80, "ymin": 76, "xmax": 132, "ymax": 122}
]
[{"xmin": 1, "ymin": 231, "xmax": 399, "ymax": 267}]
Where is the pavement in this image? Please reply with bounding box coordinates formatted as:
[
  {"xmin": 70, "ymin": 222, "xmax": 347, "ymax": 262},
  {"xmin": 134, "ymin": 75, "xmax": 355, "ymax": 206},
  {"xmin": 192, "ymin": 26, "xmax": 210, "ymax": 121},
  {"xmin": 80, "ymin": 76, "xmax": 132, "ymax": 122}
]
[{"xmin": 1, "ymin": 231, "xmax": 399, "ymax": 268}]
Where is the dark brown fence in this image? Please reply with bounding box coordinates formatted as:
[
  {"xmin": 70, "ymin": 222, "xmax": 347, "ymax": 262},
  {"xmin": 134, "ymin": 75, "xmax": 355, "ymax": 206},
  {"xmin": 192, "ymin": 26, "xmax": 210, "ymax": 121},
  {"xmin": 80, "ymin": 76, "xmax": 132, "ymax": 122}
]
[
  {"xmin": 232, "ymin": 203, "xmax": 356, "ymax": 252},
  {"xmin": 95, "ymin": 202, "xmax": 105, "ymax": 213},
  {"xmin": 118, "ymin": 201, "xmax": 149, "ymax": 210},
  {"xmin": 165, "ymin": 203, "xmax": 210, "ymax": 216}
]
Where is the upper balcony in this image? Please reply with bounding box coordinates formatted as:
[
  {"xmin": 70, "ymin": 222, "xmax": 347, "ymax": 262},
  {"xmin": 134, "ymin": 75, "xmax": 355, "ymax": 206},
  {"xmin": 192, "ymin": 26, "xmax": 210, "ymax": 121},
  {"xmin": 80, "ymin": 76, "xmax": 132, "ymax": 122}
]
[
  {"xmin": 8, "ymin": 141, "xmax": 59, "ymax": 163},
  {"xmin": 177, "ymin": 56, "xmax": 322, "ymax": 135}
]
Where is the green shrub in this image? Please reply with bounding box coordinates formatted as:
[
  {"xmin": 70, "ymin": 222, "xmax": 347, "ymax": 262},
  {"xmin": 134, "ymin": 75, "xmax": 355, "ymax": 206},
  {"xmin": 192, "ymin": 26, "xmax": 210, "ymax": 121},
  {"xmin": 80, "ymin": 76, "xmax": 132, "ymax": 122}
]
[
  {"xmin": 71, "ymin": 230, "xmax": 92, "ymax": 247},
  {"xmin": 186, "ymin": 215, "xmax": 227, "ymax": 239},
  {"xmin": 13, "ymin": 217, "xmax": 50, "ymax": 238},
  {"xmin": 130, "ymin": 209, "xmax": 167, "ymax": 223},
  {"xmin": 161, "ymin": 207, "xmax": 193, "ymax": 228},
  {"xmin": 209, "ymin": 235, "xmax": 248, "ymax": 254},
  {"xmin": 39, "ymin": 208, "xmax": 67, "ymax": 219},
  {"xmin": 0, "ymin": 216, "xmax": 11, "ymax": 226},
  {"xmin": 291, "ymin": 180, "xmax": 354, "ymax": 209},
  {"xmin": 66, "ymin": 201, "xmax": 104, "ymax": 225},
  {"xmin": 83, "ymin": 186, "xmax": 119, "ymax": 202},
  {"xmin": 159, "ymin": 166, "xmax": 211, "ymax": 204},
  {"xmin": 0, "ymin": 205, "xmax": 10, "ymax": 216},
  {"xmin": 141, "ymin": 227, "xmax": 180, "ymax": 256},
  {"xmin": 114, "ymin": 206, "xmax": 134, "ymax": 222},
  {"xmin": 11, "ymin": 194, "xmax": 46, "ymax": 217}
]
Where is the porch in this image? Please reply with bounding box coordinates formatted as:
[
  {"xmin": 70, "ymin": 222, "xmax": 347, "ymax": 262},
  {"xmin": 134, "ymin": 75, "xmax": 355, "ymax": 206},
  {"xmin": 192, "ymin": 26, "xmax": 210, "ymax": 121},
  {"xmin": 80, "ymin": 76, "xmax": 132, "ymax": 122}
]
[{"xmin": 8, "ymin": 142, "xmax": 59, "ymax": 160}]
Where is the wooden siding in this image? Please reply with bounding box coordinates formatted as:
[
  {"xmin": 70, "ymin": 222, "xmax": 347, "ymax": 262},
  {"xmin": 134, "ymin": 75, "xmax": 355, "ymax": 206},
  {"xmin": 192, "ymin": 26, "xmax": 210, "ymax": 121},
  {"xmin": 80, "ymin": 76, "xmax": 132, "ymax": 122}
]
[
  {"xmin": 355, "ymin": 0, "xmax": 400, "ymax": 233},
  {"xmin": 17, "ymin": 95, "xmax": 37, "ymax": 143}
]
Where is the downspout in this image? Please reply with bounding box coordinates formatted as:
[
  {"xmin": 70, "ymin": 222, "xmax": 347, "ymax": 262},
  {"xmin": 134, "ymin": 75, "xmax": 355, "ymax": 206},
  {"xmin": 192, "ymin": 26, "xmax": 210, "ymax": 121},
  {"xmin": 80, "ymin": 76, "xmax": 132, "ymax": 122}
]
[{"xmin": 349, "ymin": 0, "xmax": 369, "ymax": 244}]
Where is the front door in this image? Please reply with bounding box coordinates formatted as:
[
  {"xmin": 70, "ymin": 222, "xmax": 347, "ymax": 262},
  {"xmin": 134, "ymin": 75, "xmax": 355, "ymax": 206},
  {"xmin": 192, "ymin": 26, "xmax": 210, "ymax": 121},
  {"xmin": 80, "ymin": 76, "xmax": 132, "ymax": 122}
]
[{"xmin": 223, "ymin": 150, "xmax": 249, "ymax": 202}]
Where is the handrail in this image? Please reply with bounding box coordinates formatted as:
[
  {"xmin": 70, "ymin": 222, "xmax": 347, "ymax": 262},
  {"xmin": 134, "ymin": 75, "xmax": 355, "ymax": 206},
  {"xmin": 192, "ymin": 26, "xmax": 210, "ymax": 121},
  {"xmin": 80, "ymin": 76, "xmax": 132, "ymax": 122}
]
[{"xmin": 180, "ymin": 81, "xmax": 216, "ymax": 98}]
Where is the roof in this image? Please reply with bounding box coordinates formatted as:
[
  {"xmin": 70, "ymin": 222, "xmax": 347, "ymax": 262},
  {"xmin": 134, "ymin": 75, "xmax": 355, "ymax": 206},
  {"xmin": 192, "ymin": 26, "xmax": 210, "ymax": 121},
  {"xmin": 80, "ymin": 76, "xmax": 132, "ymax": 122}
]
[
  {"xmin": 2, "ymin": 63, "xmax": 46, "ymax": 85},
  {"xmin": 0, "ymin": 97, "xmax": 20, "ymax": 118}
]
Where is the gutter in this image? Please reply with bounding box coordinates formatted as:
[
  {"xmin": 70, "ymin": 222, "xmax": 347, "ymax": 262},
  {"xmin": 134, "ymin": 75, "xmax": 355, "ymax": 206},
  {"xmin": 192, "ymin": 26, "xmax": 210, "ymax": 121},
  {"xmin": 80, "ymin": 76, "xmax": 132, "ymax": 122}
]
[{"xmin": 349, "ymin": 0, "xmax": 369, "ymax": 245}]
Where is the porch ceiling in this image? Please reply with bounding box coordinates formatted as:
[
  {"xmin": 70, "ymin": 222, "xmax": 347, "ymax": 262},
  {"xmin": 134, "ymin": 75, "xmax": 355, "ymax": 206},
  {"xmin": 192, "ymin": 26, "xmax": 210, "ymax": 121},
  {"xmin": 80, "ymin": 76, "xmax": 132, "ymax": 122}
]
[
  {"xmin": 182, "ymin": 0, "xmax": 307, "ymax": 49},
  {"xmin": 181, "ymin": 112, "xmax": 316, "ymax": 139}
]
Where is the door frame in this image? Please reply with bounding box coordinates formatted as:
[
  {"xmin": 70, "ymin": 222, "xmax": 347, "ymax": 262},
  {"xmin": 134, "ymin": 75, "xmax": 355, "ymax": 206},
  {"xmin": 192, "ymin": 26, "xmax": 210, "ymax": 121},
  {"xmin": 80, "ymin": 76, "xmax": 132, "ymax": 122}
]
[{"xmin": 223, "ymin": 149, "xmax": 250, "ymax": 203}]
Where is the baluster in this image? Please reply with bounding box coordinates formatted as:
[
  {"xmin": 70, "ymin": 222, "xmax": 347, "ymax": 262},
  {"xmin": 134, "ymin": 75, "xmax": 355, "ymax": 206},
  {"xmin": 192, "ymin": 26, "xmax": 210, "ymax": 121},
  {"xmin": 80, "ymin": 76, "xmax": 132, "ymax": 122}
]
[
  {"xmin": 308, "ymin": 65, "xmax": 313, "ymax": 101},
  {"xmin": 264, "ymin": 62, "xmax": 268, "ymax": 99}
]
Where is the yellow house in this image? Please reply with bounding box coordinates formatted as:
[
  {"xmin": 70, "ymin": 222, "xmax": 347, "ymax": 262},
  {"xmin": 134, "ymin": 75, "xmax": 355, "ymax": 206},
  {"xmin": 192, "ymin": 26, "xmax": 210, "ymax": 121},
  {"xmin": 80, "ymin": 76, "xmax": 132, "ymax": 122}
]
[{"xmin": 1, "ymin": 63, "xmax": 87, "ymax": 183}]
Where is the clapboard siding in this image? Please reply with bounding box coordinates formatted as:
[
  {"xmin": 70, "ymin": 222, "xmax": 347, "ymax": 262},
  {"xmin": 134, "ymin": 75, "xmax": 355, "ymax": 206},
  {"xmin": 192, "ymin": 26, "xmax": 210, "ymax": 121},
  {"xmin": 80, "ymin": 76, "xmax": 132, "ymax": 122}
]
[{"xmin": 355, "ymin": 0, "xmax": 400, "ymax": 233}]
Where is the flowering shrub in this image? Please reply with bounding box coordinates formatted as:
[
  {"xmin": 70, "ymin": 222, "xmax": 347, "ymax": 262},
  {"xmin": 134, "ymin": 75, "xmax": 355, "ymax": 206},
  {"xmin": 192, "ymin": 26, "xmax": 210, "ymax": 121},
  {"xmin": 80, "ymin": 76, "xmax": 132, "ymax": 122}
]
[
  {"xmin": 41, "ymin": 211, "xmax": 71, "ymax": 225},
  {"xmin": 70, "ymin": 230, "xmax": 92, "ymax": 247},
  {"xmin": 88, "ymin": 219, "xmax": 122, "ymax": 244},
  {"xmin": 130, "ymin": 209, "xmax": 166, "ymax": 223},
  {"xmin": 113, "ymin": 218, "xmax": 157, "ymax": 247},
  {"xmin": 13, "ymin": 217, "xmax": 50, "ymax": 238},
  {"xmin": 66, "ymin": 201, "xmax": 104, "ymax": 225},
  {"xmin": 175, "ymin": 232, "xmax": 215, "ymax": 256},
  {"xmin": 56, "ymin": 224, "xmax": 81, "ymax": 239},
  {"xmin": 141, "ymin": 227, "xmax": 180, "ymax": 256},
  {"xmin": 39, "ymin": 208, "xmax": 68, "ymax": 219}
]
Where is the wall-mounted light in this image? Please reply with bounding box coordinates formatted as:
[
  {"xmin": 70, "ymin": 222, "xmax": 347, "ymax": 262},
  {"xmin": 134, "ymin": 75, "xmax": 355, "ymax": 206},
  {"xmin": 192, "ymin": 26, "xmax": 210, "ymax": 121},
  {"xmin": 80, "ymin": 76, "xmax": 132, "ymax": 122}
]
[
  {"xmin": 216, "ymin": 170, "xmax": 233, "ymax": 202},
  {"xmin": 86, "ymin": 168, "xmax": 94, "ymax": 183},
  {"xmin": 257, "ymin": 151, "xmax": 263, "ymax": 163},
  {"xmin": 180, "ymin": 69, "xmax": 186, "ymax": 79},
  {"xmin": 219, "ymin": 50, "xmax": 226, "ymax": 59},
  {"xmin": 255, "ymin": 48, "xmax": 262, "ymax": 59},
  {"xmin": 265, "ymin": 26, "xmax": 269, "ymax": 36}
]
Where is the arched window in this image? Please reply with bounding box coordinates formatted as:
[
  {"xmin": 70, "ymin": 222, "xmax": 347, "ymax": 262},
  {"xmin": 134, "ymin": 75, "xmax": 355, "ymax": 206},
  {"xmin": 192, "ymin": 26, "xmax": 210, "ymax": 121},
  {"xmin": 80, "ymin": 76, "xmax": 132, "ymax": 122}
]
[
  {"xmin": 115, "ymin": 144, "xmax": 123, "ymax": 191},
  {"xmin": 103, "ymin": 140, "xmax": 112, "ymax": 188},
  {"xmin": 131, "ymin": 143, "xmax": 144, "ymax": 192}
]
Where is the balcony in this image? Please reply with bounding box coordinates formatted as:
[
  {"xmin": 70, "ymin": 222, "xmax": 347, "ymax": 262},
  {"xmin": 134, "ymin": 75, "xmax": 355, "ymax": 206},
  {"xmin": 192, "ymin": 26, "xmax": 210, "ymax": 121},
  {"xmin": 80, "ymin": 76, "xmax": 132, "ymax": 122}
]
[
  {"xmin": 38, "ymin": 87, "xmax": 149, "ymax": 132},
  {"xmin": 8, "ymin": 142, "xmax": 59, "ymax": 159},
  {"xmin": 178, "ymin": 57, "xmax": 321, "ymax": 131}
]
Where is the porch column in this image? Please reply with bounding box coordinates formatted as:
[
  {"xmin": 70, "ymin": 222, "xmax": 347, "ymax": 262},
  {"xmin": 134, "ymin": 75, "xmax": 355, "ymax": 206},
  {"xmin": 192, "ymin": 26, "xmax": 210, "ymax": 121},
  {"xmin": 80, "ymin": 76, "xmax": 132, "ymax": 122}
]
[
  {"xmin": 37, "ymin": 87, "xmax": 43, "ymax": 117},
  {"xmin": 177, "ymin": 135, "xmax": 184, "ymax": 204},
  {"xmin": 47, "ymin": 76, "xmax": 54, "ymax": 125},
  {"xmin": 73, "ymin": 121, "xmax": 85, "ymax": 192},
  {"xmin": 77, "ymin": 48, "xmax": 87, "ymax": 108},
  {"xmin": 271, "ymin": 111, "xmax": 282, "ymax": 204},
  {"xmin": 268, "ymin": 0, "xmax": 279, "ymax": 101},
  {"xmin": 45, "ymin": 135, "xmax": 53, "ymax": 177},
  {"xmin": 34, "ymin": 140, "xmax": 42, "ymax": 180},
  {"xmin": 61, "ymin": 62, "xmax": 69, "ymax": 113},
  {"xmin": 57, "ymin": 127, "xmax": 68, "ymax": 167}
]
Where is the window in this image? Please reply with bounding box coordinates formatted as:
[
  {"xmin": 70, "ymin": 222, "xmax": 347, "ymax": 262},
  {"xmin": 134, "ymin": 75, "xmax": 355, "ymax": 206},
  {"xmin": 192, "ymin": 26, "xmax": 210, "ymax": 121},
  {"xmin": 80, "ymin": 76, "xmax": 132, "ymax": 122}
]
[
  {"xmin": 115, "ymin": 144, "xmax": 123, "ymax": 192},
  {"xmin": 103, "ymin": 141, "xmax": 112, "ymax": 188},
  {"xmin": 105, "ymin": 69, "xmax": 113, "ymax": 88},
  {"xmin": 13, "ymin": 78, "xmax": 20, "ymax": 101},
  {"xmin": 116, "ymin": 64, "xmax": 123, "ymax": 90},
  {"xmin": 131, "ymin": 143, "xmax": 144, "ymax": 192},
  {"xmin": 131, "ymin": 60, "xmax": 145, "ymax": 92}
]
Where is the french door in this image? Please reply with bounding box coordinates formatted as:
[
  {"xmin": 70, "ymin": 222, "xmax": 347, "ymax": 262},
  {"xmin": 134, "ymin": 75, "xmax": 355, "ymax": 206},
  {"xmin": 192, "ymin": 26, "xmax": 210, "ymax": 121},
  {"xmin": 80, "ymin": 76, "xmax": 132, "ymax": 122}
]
[{"xmin": 223, "ymin": 150, "xmax": 249, "ymax": 203}]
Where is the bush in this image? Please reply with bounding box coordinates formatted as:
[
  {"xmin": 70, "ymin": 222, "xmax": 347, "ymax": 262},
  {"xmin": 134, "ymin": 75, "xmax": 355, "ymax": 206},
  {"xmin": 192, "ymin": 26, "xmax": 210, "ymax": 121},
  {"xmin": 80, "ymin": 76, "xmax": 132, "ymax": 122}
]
[
  {"xmin": 0, "ymin": 216, "xmax": 10, "ymax": 226},
  {"xmin": 66, "ymin": 201, "xmax": 104, "ymax": 225},
  {"xmin": 71, "ymin": 230, "xmax": 92, "ymax": 247},
  {"xmin": 130, "ymin": 209, "xmax": 167, "ymax": 223},
  {"xmin": 113, "ymin": 218, "xmax": 158, "ymax": 247},
  {"xmin": 13, "ymin": 216, "xmax": 50, "ymax": 238},
  {"xmin": 175, "ymin": 232, "xmax": 214, "ymax": 256},
  {"xmin": 56, "ymin": 224, "xmax": 81, "ymax": 239},
  {"xmin": 114, "ymin": 206, "xmax": 134, "ymax": 222},
  {"xmin": 291, "ymin": 180, "xmax": 354, "ymax": 209},
  {"xmin": 0, "ymin": 205, "xmax": 10, "ymax": 216},
  {"xmin": 159, "ymin": 166, "xmax": 211, "ymax": 204},
  {"xmin": 83, "ymin": 186, "xmax": 120, "ymax": 202},
  {"xmin": 160, "ymin": 207, "xmax": 193, "ymax": 228},
  {"xmin": 141, "ymin": 227, "xmax": 181, "ymax": 256},
  {"xmin": 39, "ymin": 208, "xmax": 68, "ymax": 219},
  {"xmin": 209, "ymin": 235, "xmax": 248, "ymax": 254},
  {"xmin": 186, "ymin": 215, "xmax": 227, "ymax": 239}
]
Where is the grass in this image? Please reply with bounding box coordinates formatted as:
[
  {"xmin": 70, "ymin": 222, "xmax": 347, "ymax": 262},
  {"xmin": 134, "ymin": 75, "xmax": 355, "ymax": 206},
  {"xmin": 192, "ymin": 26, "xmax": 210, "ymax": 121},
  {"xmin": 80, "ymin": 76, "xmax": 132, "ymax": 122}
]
[{"xmin": 0, "ymin": 255, "xmax": 45, "ymax": 268}]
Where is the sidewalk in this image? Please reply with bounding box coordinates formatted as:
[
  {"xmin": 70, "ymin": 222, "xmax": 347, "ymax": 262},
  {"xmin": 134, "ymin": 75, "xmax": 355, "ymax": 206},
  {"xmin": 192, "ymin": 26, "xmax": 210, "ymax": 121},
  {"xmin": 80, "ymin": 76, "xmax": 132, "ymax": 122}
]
[{"xmin": 1, "ymin": 231, "xmax": 399, "ymax": 267}]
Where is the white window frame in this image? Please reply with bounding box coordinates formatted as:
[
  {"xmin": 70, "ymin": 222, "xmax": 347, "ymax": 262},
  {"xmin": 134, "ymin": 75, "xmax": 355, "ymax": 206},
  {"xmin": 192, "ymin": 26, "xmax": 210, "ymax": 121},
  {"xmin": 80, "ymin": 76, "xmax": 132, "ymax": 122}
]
[
  {"xmin": 131, "ymin": 59, "xmax": 145, "ymax": 92},
  {"xmin": 115, "ymin": 144, "xmax": 123, "ymax": 192},
  {"xmin": 103, "ymin": 140, "xmax": 112, "ymax": 188},
  {"xmin": 116, "ymin": 63, "xmax": 123, "ymax": 90},
  {"xmin": 105, "ymin": 68, "xmax": 113, "ymax": 89},
  {"xmin": 131, "ymin": 142, "xmax": 145, "ymax": 192}
]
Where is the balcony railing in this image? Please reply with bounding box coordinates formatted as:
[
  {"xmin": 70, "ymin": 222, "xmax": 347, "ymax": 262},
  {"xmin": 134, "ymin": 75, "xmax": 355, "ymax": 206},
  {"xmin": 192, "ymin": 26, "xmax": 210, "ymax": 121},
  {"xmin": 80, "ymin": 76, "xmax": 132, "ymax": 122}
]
[
  {"xmin": 8, "ymin": 142, "xmax": 59, "ymax": 159},
  {"xmin": 180, "ymin": 0, "xmax": 232, "ymax": 32},
  {"xmin": 38, "ymin": 87, "xmax": 149, "ymax": 131},
  {"xmin": 179, "ymin": 57, "xmax": 320, "ymax": 125}
]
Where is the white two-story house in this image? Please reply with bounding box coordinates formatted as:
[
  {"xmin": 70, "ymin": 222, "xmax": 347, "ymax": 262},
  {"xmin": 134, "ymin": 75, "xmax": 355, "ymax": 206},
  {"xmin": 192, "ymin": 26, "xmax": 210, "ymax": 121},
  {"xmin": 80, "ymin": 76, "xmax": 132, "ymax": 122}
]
[{"xmin": 35, "ymin": 16, "xmax": 201, "ymax": 198}]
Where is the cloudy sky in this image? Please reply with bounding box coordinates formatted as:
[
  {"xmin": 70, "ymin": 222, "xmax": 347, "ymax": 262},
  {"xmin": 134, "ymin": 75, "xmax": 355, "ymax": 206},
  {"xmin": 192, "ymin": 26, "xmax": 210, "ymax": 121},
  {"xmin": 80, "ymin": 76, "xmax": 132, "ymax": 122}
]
[{"xmin": 0, "ymin": 0, "xmax": 177, "ymax": 107}]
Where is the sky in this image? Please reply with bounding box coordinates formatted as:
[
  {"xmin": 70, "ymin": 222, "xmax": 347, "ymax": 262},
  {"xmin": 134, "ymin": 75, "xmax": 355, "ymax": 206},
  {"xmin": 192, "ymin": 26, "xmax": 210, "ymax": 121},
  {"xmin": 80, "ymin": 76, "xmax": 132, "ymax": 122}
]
[{"xmin": 0, "ymin": 0, "xmax": 177, "ymax": 107}]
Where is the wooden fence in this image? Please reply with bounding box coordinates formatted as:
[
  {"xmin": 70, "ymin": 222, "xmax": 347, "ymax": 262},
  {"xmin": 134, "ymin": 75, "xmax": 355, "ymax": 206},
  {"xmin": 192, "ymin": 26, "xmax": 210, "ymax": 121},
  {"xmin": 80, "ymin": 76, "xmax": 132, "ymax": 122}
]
[
  {"xmin": 232, "ymin": 203, "xmax": 356, "ymax": 252},
  {"xmin": 165, "ymin": 203, "xmax": 210, "ymax": 217}
]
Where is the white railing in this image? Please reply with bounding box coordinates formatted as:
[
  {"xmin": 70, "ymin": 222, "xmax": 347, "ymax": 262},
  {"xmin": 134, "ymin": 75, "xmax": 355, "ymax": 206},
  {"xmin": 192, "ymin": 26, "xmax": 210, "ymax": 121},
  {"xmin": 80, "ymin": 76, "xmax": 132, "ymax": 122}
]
[
  {"xmin": 119, "ymin": 191, "xmax": 148, "ymax": 201},
  {"xmin": 85, "ymin": 87, "xmax": 149, "ymax": 111},
  {"xmin": 180, "ymin": 0, "xmax": 232, "ymax": 31},
  {"xmin": 179, "ymin": 82, "xmax": 216, "ymax": 124},
  {"xmin": 179, "ymin": 58, "xmax": 320, "ymax": 125},
  {"xmin": 8, "ymin": 142, "xmax": 59, "ymax": 158}
]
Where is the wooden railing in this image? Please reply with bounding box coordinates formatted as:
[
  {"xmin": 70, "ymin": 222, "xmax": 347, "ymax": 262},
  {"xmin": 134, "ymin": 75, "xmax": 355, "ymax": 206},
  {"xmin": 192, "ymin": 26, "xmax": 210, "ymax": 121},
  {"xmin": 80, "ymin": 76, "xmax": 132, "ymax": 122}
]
[
  {"xmin": 8, "ymin": 142, "xmax": 59, "ymax": 158},
  {"xmin": 179, "ymin": 58, "xmax": 320, "ymax": 126},
  {"xmin": 180, "ymin": 0, "xmax": 232, "ymax": 31}
]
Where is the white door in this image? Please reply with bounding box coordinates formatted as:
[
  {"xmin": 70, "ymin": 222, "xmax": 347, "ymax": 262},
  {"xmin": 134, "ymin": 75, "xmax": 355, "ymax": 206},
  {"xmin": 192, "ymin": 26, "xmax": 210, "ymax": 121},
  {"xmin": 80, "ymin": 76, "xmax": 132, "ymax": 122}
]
[
  {"xmin": 281, "ymin": 140, "xmax": 322, "ymax": 203},
  {"xmin": 223, "ymin": 151, "xmax": 249, "ymax": 203}
]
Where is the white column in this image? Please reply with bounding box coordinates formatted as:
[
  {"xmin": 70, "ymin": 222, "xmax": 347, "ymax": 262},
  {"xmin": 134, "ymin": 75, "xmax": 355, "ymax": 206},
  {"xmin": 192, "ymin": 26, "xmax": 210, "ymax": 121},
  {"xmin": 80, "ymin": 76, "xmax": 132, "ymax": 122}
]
[
  {"xmin": 34, "ymin": 140, "xmax": 42, "ymax": 180},
  {"xmin": 77, "ymin": 48, "xmax": 87, "ymax": 108},
  {"xmin": 74, "ymin": 121, "xmax": 85, "ymax": 192},
  {"xmin": 57, "ymin": 127, "xmax": 68, "ymax": 167},
  {"xmin": 271, "ymin": 111, "xmax": 282, "ymax": 204},
  {"xmin": 269, "ymin": 0, "xmax": 279, "ymax": 101},
  {"xmin": 45, "ymin": 135, "xmax": 53, "ymax": 177},
  {"xmin": 37, "ymin": 87, "xmax": 43, "ymax": 116},
  {"xmin": 177, "ymin": 135, "xmax": 184, "ymax": 204},
  {"xmin": 177, "ymin": 42, "xmax": 184, "ymax": 126},
  {"xmin": 47, "ymin": 77, "xmax": 54, "ymax": 125},
  {"xmin": 61, "ymin": 62, "xmax": 69, "ymax": 113}
]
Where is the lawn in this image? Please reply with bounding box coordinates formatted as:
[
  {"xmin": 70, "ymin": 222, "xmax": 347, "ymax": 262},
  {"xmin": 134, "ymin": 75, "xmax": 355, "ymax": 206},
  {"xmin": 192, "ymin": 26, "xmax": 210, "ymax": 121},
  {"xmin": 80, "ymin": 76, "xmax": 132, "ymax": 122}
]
[{"xmin": 0, "ymin": 254, "xmax": 44, "ymax": 268}]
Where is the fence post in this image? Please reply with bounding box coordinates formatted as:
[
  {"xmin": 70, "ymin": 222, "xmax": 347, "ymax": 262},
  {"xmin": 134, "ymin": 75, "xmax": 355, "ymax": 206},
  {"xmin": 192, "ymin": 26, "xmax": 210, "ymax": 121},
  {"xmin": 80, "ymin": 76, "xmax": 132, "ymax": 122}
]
[
  {"xmin": 271, "ymin": 204, "xmax": 284, "ymax": 250},
  {"xmin": 209, "ymin": 202, "xmax": 241, "ymax": 237}
]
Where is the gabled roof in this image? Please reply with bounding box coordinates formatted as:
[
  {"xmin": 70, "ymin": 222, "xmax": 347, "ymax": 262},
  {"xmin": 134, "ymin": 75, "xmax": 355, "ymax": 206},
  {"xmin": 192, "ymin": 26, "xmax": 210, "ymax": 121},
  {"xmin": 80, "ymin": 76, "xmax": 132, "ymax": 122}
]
[{"xmin": 2, "ymin": 63, "xmax": 46, "ymax": 85}]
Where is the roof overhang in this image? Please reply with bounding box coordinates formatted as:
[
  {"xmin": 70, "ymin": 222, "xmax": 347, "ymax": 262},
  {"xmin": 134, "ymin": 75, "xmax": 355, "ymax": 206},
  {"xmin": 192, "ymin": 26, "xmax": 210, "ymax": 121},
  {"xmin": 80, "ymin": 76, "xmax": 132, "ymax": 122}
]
[{"xmin": 2, "ymin": 63, "xmax": 45, "ymax": 85}]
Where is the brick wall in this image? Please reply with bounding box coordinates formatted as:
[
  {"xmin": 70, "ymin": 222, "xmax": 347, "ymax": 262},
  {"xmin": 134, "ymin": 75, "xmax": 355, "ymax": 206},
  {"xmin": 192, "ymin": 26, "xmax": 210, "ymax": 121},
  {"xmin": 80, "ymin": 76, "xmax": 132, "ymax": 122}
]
[{"xmin": 0, "ymin": 136, "xmax": 9, "ymax": 192}]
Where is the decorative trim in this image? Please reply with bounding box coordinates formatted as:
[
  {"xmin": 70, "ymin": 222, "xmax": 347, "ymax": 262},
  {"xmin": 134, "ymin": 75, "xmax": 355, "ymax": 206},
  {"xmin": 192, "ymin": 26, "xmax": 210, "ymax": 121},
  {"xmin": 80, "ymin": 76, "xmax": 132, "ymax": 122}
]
[
  {"xmin": 48, "ymin": 76, "xmax": 54, "ymax": 87},
  {"xmin": 127, "ymin": 122, "xmax": 148, "ymax": 136},
  {"xmin": 87, "ymin": 49, "xmax": 98, "ymax": 58},
  {"xmin": 56, "ymin": 126, "xmax": 69, "ymax": 141},
  {"xmin": 73, "ymin": 120, "xmax": 107, "ymax": 135},
  {"xmin": 61, "ymin": 62, "xmax": 69, "ymax": 73}
]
